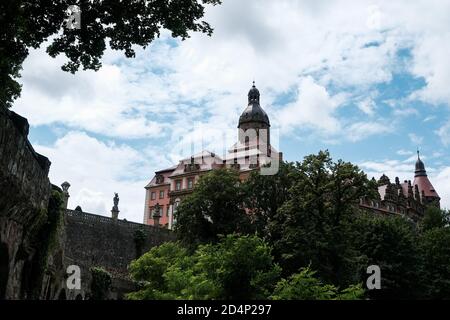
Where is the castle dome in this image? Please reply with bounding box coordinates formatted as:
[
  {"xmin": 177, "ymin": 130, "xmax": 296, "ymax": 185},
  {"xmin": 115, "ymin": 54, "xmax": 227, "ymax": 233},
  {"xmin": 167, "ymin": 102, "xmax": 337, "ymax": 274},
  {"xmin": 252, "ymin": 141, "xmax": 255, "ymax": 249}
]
[
  {"xmin": 415, "ymin": 150, "xmax": 427, "ymax": 177},
  {"xmin": 238, "ymin": 82, "xmax": 270, "ymax": 127}
]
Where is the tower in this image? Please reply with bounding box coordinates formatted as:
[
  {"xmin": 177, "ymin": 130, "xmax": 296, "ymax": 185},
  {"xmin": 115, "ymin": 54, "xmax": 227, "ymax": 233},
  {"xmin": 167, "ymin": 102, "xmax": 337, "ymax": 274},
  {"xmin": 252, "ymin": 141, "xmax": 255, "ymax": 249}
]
[
  {"xmin": 413, "ymin": 151, "xmax": 440, "ymax": 208},
  {"xmin": 238, "ymin": 82, "xmax": 270, "ymax": 145},
  {"xmin": 237, "ymin": 82, "xmax": 272, "ymax": 165}
]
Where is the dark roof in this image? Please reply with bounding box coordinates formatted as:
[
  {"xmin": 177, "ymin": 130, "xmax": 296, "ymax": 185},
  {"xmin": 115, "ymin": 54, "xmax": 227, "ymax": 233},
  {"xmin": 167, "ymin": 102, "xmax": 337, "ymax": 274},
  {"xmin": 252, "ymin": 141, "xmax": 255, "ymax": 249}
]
[
  {"xmin": 155, "ymin": 165, "xmax": 177, "ymax": 174},
  {"xmin": 415, "ymin": 151, "xmax": 426, "ymax": 177},
  {"xmin": 238, "ymin": 82, "xmax": 270, "ymax": 127}
]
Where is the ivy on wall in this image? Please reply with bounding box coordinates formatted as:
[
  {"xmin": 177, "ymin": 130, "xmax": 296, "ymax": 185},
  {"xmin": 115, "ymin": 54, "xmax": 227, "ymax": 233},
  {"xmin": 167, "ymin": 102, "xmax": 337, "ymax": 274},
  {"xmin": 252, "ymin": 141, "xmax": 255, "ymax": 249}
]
[
  {"xmin": 133, "ymin": 228, "xmax": 147, "ymax": 258},
  {"xmin": 90, "ymin": 267, "xmax": 112, "ymax": 300}
]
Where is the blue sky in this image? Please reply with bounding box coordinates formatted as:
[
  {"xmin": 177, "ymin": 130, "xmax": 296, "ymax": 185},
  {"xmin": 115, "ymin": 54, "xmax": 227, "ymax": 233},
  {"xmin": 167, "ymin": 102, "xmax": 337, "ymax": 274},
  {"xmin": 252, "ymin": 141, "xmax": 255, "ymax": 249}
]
[{"xmin": 12, "ymin": 0, "xmax": 450, "ymax": 222}]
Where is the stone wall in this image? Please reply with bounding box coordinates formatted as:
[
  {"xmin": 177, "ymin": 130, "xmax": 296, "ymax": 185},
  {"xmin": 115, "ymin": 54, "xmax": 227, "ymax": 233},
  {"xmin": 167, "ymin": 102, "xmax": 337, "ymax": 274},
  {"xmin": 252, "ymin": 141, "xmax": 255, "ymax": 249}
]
[
  {"xmin": 0, "ymin": 107, "xmax": 176, "ymax": 300},
  {"xmin": 0, "ymin": 107, "xmax": 54, "ymax": 299},
  {"xmin": 63, "ymin": 209, "xmax": 176, "ymax": 299}
]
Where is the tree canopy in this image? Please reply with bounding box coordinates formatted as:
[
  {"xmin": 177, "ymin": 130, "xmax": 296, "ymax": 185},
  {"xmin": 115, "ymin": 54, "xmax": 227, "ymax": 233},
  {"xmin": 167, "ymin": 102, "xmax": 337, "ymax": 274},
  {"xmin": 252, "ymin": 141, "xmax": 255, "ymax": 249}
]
[
  {"xmin": 0, "ymin": 0, "xmax": 221, "ymax": 108},
  {"xmin": 133, "ymin": 150, "xmax": 450, "ymax": 300},
  {"xmin": 128, "ymin": 235, "xmax": 282, "ymax": 300},
  {"xmin": 127, "ymin": 234, "xmax": 362, "ymax": 300},
  {"xmin": 174, "ymin": 168, "xmax": 252, "ymax": 247}
]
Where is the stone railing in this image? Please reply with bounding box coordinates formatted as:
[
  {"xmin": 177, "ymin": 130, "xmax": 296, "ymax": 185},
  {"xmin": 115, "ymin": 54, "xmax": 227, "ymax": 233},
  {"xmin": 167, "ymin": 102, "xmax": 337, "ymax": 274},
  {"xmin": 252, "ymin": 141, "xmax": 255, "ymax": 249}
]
[{"xmin": 66, "ymin": 209, "xmax": 172, "ymax": 234}]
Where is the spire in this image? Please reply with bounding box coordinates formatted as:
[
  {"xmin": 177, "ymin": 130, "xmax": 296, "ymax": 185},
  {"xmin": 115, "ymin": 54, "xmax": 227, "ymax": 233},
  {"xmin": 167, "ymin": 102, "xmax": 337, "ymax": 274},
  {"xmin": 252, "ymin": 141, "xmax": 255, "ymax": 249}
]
[
  {"xmin": 415, "ymin": 149, "xmax": 426, "ymax": 177},
  {"xmin": 413, "ymin": 150, "xmax": 440, "ymax": 205}
]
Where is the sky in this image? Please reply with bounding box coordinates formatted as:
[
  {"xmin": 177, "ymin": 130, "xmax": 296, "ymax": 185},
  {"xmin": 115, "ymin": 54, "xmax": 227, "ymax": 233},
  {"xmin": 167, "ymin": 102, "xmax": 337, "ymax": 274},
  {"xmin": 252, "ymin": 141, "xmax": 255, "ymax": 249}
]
[{"xmin": 12, "ymin": 0, "xmax": 450, "ymax": 222}]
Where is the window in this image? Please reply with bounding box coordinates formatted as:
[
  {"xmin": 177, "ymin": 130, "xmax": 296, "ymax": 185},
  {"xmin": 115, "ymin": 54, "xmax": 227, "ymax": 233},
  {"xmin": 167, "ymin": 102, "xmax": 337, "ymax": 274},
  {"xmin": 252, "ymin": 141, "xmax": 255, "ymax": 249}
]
[
  {"xmin": 150, "ymin": 192, "xmax": 156, "ymax": 200},
  {"xmin": 175, "ymin": 180, "xmax": 182, "ymax": 191},
  {"xmin": 159, "ymin": 190, "xmax": 164, "ymax": 199},
  {"xmin": 166, "ymin": 206, "xmax": 170, "ymax": 217},
  {"xmin": 187, "ymin": 178, "xmax": 194, "ymax": 189},
  {"xmin": 156, "ymin": 175, "xmax": 164, "ymax": 184}
]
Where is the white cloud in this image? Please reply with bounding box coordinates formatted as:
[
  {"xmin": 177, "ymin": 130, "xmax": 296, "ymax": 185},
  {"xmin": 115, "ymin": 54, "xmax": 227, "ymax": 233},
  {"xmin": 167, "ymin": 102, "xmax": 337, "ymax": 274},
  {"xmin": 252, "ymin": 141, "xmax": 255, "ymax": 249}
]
[
  {"xmin": 357, "ymin": 98, "xmax": 376, "ymax": 116},
  {"xmin": 14, "ymin": 51, "xmax": 165, "ymax": 139},
  {"xmin": 14, "ymin": 0, "xmax": 450, "ymax": 143},
  {"xmin": 408, "ymin": 133, "xmax": 424, "ymax": 145},
  {"xmin": 359, "ymin": 159, "xmax": 414, "ymax": 183},
  {"xmin": 346, "ymin": 122, "xmax": 392, "ymax": 142},
  {"xmin": 433, "ymin": 167, "xmax": 450, "ymax": 209},
  {"xmin": 35, "ymin": 132, "xmax": 173, "ymax": 222},
  {"xmin": 276, "ymin": 76, "xmax": 342, "ymax": 134},
  {"xmin": 409, "ymin": 34, "xmax": 450, "ymax": 106},
  {"xmin": 10, "ymin": 0, "xmax": 450, "ymax": 223},
  {"xmin": 397, "ymin": 149, "xmax": 414, "ymax": 156},
  {"xmin": 436, "ymin": 121, "xmax": 450, "ymax": 146}
]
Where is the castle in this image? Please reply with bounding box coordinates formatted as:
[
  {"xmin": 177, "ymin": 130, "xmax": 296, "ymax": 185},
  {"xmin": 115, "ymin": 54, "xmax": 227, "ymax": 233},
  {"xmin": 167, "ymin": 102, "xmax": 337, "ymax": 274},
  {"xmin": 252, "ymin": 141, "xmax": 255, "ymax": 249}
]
[
  {"xmin": 360, "ymin": 151, "xmax": 440, "ymax": 221},
  {"xmin": 143, "ymin": 83, "xmax": 282, "ymax": 228},
  {"xmin": 144, "ymin": 84, "xmax": 441, "ymax": 228}
]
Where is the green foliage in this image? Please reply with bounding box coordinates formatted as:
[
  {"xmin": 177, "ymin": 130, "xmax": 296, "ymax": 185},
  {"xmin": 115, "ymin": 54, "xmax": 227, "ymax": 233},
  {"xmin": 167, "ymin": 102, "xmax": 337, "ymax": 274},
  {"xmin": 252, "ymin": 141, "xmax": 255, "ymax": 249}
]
[
  {"xmin": 271, "ymin": 267, "xmax": 364, "ymax": 300},
  {"xmin": 417, "ymin": 227, "xmax": 450, "ymax": 298},
  {"xmin": 26, "ymin": 188, "xmax": 65, "ymax": 299},
  {"xmin": 272, "ymin": 150, "xmax": 376, "ymax": 284},
  {"xmin": 0, "ymin": 0, "xmax": 221, "ymax": 108},
  {"xmin": 128, "ymin": 235, "xmax": 281, "ymax": 300},
  {"xmin": 420, "ymin": 206, "xmax": 450, "ymax": 231},
  {"xmin": 128, "ymin": 242, "xmax": 189, "ymax": 299},
  {"xmin": 90, "ymin": 267, "xmax": 112, "ymax": 300},
  {"xmin": 131, "ymin": 150, "xmax": 450, "ymax": 300},
  {"xmin": 195, "ymin": 234, "xmax": 281, "ymax": 299},
  {"xmin": 348, "ymin": 213, "xmax": 420, "ymax": 299},
  {"xmin": 133, "ymin": 228, "xmax": 148, "ymax": 258},
  {"xmin": 174, "ymin": 169, "xmax": 252, "ymax": 247},
  {"xmin": 242, "ymin": 161, "xmax": 297, "ymax": 240}
]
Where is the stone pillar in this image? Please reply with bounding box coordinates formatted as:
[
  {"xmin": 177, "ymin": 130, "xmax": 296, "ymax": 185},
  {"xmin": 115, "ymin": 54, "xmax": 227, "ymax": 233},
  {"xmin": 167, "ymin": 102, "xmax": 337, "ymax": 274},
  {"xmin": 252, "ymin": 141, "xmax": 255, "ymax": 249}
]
[
  {"xmin": 61, "ymin": 181, "xmax": 71, "ymax": 209},
  {"xmin": 111, "ymin": 207, "xmax": 119, "ymax": 221}
]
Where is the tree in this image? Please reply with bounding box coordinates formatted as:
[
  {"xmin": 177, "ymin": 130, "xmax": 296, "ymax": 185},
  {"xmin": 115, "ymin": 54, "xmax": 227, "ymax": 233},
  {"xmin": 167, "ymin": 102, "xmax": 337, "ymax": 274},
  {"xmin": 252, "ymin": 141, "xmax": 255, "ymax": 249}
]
[
  {"xmin": 420, "ymin": 206, "xmax": 450, "ymax": 232},
  {"xmin": 128, "ymin": 235, "xmax": 281, "ymax": 300},
  {"xmin": 174, "ymin": 168, "xmax": 252, "ymax": 247},
  {"xmin": 195, "ymin": 234, "xmax": 281, "ymax": 300},
  {"xmin": 0, "ymin": 0, "xmax": 221, "ymax": 108},
  {"xmin": 127, "ymin": 242, "xmax": 193, "ymax": 300},
  {"xmin": 417, "ymin": 227, "xmax": 450, "ymax": 298},
  {"xmin": 348, "ymin": 214, "xmax": 420, "ymax": 299},
  {"xmin": 271, "ymin": 267, "xmax": 364, "ymax": 300},
  {"xmin": 271, "ymin": 151, "xmax": 376, "ymax": 285},
  {"xmin": 242, "ymin": 161, "xmax": 297, "ymax": 240}
]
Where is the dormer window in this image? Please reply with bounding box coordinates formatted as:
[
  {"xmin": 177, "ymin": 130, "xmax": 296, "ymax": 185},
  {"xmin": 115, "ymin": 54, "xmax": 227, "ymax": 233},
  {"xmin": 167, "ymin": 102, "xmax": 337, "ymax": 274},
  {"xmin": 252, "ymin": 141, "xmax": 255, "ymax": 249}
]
[{"xmin": 156, "ymin": 174, "xmax": 164, "ymax": 184}]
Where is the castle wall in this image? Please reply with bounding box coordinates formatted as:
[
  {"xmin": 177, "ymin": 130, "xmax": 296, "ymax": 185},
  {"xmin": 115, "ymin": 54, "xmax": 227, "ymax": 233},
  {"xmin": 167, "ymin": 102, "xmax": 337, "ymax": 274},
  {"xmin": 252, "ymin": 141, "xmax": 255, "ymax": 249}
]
[
  {"xmin": 0, "ymin": 107, "xmax": 54, "ymax": 299},
  {"xmin": 64, "ymin": 209, "xmax": 176, "ymax": 299}
]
